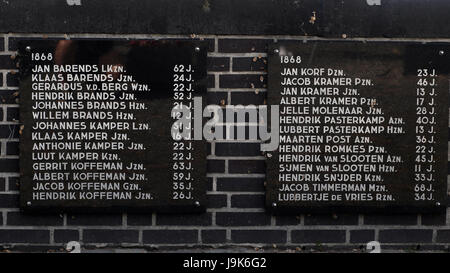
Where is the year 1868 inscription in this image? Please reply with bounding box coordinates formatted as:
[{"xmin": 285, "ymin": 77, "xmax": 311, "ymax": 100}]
[
  {"xmin": 266, "ymin": 41, "xmax": 449, "ymax": 213},
  {"xmin": 19, "ymin": 40, "xmax": 207, "ymax": 212}
]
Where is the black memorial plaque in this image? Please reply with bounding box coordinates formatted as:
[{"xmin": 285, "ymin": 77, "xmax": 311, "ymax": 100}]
[
  {"xmin": 266, "ymin": 41, "xmax": 449, "ymax": 213},
  {"xmin": 18, "ymin": 40, "xmax": 207, "ymax": 212}
]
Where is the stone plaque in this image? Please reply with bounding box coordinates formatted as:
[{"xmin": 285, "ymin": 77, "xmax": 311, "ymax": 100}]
[
  {"xmin": 19, "ymin": 40, "xmax": 207, "ymax": 212},
  {"xmin": 266, "ymin": 41, "xmax": 449, "ymax": 213}
]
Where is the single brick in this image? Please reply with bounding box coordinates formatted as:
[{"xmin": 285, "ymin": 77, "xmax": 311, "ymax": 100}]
[
  {"xmin": 219, "ymin": 74, "xmax": 266, "ymax": 89},
  {"xmin": 6, "ymin": 141, "xmax": 19, "ymax": 155},
  {"xmin": 207, "ymin": 57, "xmax": 230, "ymax": 71},
  {"xmin": 232, "ymin": 230, "xmax": 286, "ymax": 244},
  {"xmin": 0, "ymin": 90, "xmax": 18, "ymax": 104},
  {"xmin": 8, "ymin": 177, "xmax": 19, "ymax": 191},
  {"xmin": 350, "ymin": 230, "xmax": 375, "ymax": 244},
  {"xmin": 207, "ymin": 159, "xmax": 225, "ymax": 173},
  {"xmin": 83, "ymin": 229, "xmax": 139, "ymax": 243},
  {"xmin": 207, "ymin": 92, "xmax": 228, "ymax": 105},
  {"xmin": 232, "ymin": 57, "xmax": 267, "ymax": 71},
  {"xmin": 0, "ymin": 107, "xmax": 3, "ymax": 121},
  {"xmin": 218, "ymin": 39, "xmax": 269, "ymax": 53},
  {"xmin": 0, "ymin": 125, "xmax": 20, "ymax": 138},
  {"xmin": 6, "ymin": 73, "xmax": 18, "ymax": 87},
  {"xmin": 364, "ymin": 214, "xmax": 417, "ymax": 225},
  {"xmin": 143, "ymin": 230, "xmax": 198, "ymax": 244},
  {"xmin": 201, "ymin": 230, "xmax": 227, "ymax": 244},
  {"xmin": 127, "ymin": 214, "xmax": 153, "ymax": 226},
  {"xmin": 0, "ymin": 229, "xmax": 49, "ymax": 243},
  {"xmin": 216, "ymin": 212, "xmax": 270, "ymax": 226},
  {"xmin": 0, "ymin": 55, "xmax": 16, "ymax": 69},
  {"xmin": 421, "ymin": 213, "xmax": 447, "ymax": 226},
  {"xmin": 217, "ymin": 177, "xmax": 265, "ymax": 192},
  {"xmin": 0, "ymin": 193, "xmax": 19, "ymax": 208},
  {"xmin": 231, "ymin": 194, "xmax": 264, "ymax": 208},
  {"xmin": 230, "ymin": 92, "xmax": 266, "ymax": 105},
  {"xmin": 207, "ymin": 74, "xmax": 215, "ymax": 88},
  {"xmin": 215, "ymin": 143, "xmax": 261, "ymax": 156},
  {"xmin": 379, "ymin": 229, "xmax": 432, "ymax": 243},
  {"xmin": 228, "ymin": 160, "xmax": 265, "ymax": 174},
  {"xmin": 207, "ymin": 194, "xmax": 227, "ymax": 208},
  {"xmin": 0, "ymin": 177, "xmax": 5, "ymax": 191},
  {"xmin": 436, "ymin": 230, "xmax": 450, "ymax": 243},
  {"xmin": 291, "ymin": 230, "xmax": 346, "ymax": 243},
  {"xmin": 304, "ymin": 214, "xmax": 359, "ymax": 225},
  {"xmin": 275, "ymin": 215, "xmax": 301, "ymax": 226},
  {"xmin": 0, "ymin": 37, "xmax": 4, "ymax": 51},
  {"xmin": 67, "ymin": 214, "xmax": 122, "ymax": 226},
  {"xmin": 7, "ymin": 212, "xmax": 63, "ymax": 226},
  {"xmin": 207, "ymin": 177, "xmax": 213, "ymax": 191},
  {"xmin": 6, "ymin": 107, "xmax": 19, "ymax": 121},
  {"xmin": 0, "ymin": 159, "xmax": 19, "ymax": 172},
  {"xmin": 54, "ymin": 230, "xmax": 80, "ymax": 243},
  {"xmin": 156, "ymin": 213, "xmax": 212, "ymax": 226}
]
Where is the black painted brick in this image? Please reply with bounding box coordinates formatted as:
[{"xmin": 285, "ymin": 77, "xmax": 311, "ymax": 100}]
[
  {"xmin": 291, "ymin": 230, "xmax": 346, "ymax": 243},
  {"xmin": 231, "ymin": 194, "xmax": 264, "ymax": 208},
  {"xmin": 207, "ymin": 177, "xmax": 213, "ymax": 191},
  {"xmin": 232, "ymin": 230, "xmax": 286, "ymax": 244},
  {"xmin": 232, "ymin": 57, "xmax": 267, "ymax": 71},
  {"xmin": 6, "ymin": 141, "xmax": 18, "ymax": 155},
  {"xmin": 436, "ymin": 230, "xmax": 450, "ymax": 243},
  {"xmin": 304, "ymin": 214, "xmax": 359, "ymax": 225},
  {"xmin": 219, "ymin": 74, "xmax": 266, "ymax": 89},
  {"xmin": 216, "ymin": 177, "xmax": 265, "ymax": 192},
  {"xmin": 127, "ymin": 214, "xmax": 153, "ymax": 226},
  {"xmin": 143, "ymin": 230, "xmax": 198, "ymax": 244},
  {"xmin": 350, "ymin": 230, "xmax": 375, "ymax": 244},
  {"xmin": 207, "ymin": 159, "xmax": 225, "ymax": 173},
  {"xmin": 230, "ymin": 92, "xmax": 266, "ymax": 105},
  {"xmin": 6, "ymin": 107, "xmax": 18, "ymax": 121},
  {"xmin": 215, "ymin": 143, "xmax": 261, "ymax": 156},
  {"xmin": 0, "ymin": 107, "xmax": 3, "ymax": 121},
  {"xmin": 7, "ymin": 212, "xmax": 63, "ymax": 226},
  {"xmin": 67, "ymin": 214, "xmax": 122, "ymax": 226},
  {"xmin": 0, "ymin": 38, "xmax": 4, "ymax": 51},
  {"xmin": 156, "ymin": 213, "xmax": 212, "ymax": 226},
  {"xmin": 84, "ymin": 229, "xmax": 139, "ymax": 243},
  {"xmin": 8, "ymin": 177, "xmax": 19, "ymax": 191},
  {"xmin": 201, "ymin": 230, "xmax": 227, "ymax": 244},
  {"xmin": 218, "ymin": 39, "xmax": 269, "ymax": 53},
  {"xmin": 207, "ymin": 57, "xmax": 229, "ymax": 71},
  {"xmin": 207, "ymin": 74, "xmax": 215, "ymax": 88},
  {"xmin": 0, "ymin": 125, "xmax": 19, "ymax": 138},
  {"xmin": 364, "ymin": 214, "xmax": 417, "ymax": 225},
  {"xmin": 275, "ymin": 215, "xmax": 301, "ymax": 226},
  {"xmin": 216, "ymin": 212, "xmax": 270, "ymax": 226},
  {"xmin": 0, "ymin": 90, "xmax": 18, "ymax": 104},
  {"xmin": 0, "ymin": 159, "xmax": 19, "ymax": 172},
  {"xmin": 0, "ymin": 230, "xmax": 49, "ymax": 244},
  {"xmin": 0, "ymin": 177, "xmax": 5, "ymax": 191},
  {"xmin": 207, "ymin": 194, "xmax": 227, "ymax": 208},
  {"xmin": 0, "ymin": 55, "xmax": 15, "ymax": 69},
  {"xmin": 6, "ymin": 73, "xmax": 18, "ymax": 87},
  {"xmin": 228, "ymin": 160, "xmax": 265, "ymax": 174},
  {"xmin": 207, "ymin": 92, "xmax": 228, "ymax": 105},
  {"xmin": 421, "ymin": 213, "xmax": 447, "ymax": 226},
  {"xmin": 54, "ymin": 230, "xmax": 80, "ymax": 243},
  {"xmin": 379, "ymin": 229, "xmax": 432, "ymax": 243},
  {"xmin": 0, "ymin": 193, "xmax": 19, "ymax": 208}
]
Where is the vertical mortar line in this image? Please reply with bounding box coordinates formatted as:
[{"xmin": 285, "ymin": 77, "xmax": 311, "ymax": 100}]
[
  {"xmin": 2, "ymin": 71, "xmax": 6, "ymax": 87},
  {"xmin": 212, "ymin": 176, "xmax": 217, "ymax": 192},
  {"xmin": 198, "ymin": 229, "xmax": 202, "ymax": 244},
  {"xmin": 214, "ymin": 37, "xmax": 218, "ymax": 53},
  {"xmin": 49, "ymin": 228, "xmax": 55, "ymax": 245},
  {"xmin": 446, "ymin": 207, "xmax": 450, "ymax": 225},
  {"xmin": 4, "ymin": 177, "xmax": 9, "ymax": 191},
  {"xmin": 374, "ymin": 228, "xmax": 379, "ymax": 241},
  {"xmin": 345, "ymin": 230, "xmax": 350, "ymax": 244},
  {"xmin": 211, "ymin": 210, "xmax": 216, "ymax": 226},
  {"xmin": 431, "ymin": 229, "xmax": 437, "ymax": 243},
  {"xmin": 1, "ymin": 141, "xmax": 6, "ymax": 157},
  {"xmin": 151, "ymin": 212, "xmax": 156, "ymax": 226},
  {"xmin": 226, "ymin": 193, "xmax": 231, "ymax": 208},
  {"xmin": 2, "ymin": 211, "xmax": 5, "ymax": 226},
  {"xmin": 229, "ymin": 57, "xmax": 233, "ymax": 72},
  {"xmin": 226, "ymin": 229, "xmax": 231, "ymax": 242},
  {"xmin": 224, "ymin": 159, "xmax": 229, "ymax": 174},
  {"xmin": 63, "ymin": 213, "xmax": 67, "ymax": 226},
  {"xmin": 227, "ymin": 91, "xmax": 231, "ymax": 104},
  {"xmin": 286, "ymin": 228, "xmax": 291, "ymax": 244},
  {"xmin": 358, "ymin": 214, "xmax": 364, "ymax": 225},
  {"xmin": 417, "ymin": 214, "xmax": 422, "ymax": 225},
  {"xmin": 122, "ymin": 213, "xmax": 127, "ymax": 228},
  {"xmin": 138, "ymin": 229, "xmax": 143, "ymax": 245}
]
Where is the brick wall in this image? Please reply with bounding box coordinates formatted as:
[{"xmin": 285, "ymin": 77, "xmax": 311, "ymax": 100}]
[{"xmin": 0, "ymin": 34, "xmax": 449, "ymax": 252}]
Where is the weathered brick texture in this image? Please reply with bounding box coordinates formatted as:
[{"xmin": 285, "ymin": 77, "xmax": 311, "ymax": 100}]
[{"xmin": 0, "ymin": 35, "xmax": 448, "ymax": 252}]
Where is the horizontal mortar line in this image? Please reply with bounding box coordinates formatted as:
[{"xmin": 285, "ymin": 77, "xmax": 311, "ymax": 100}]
[
  {"xmin": 213, "ymin": 140, "xmax": 262, "ymax": 143},
  {"xmin": 206, "ymin": 174, "xmax": 265, "ymax": 178},
  {"xmin": 7, "ymin": 33, "xmax": 216, "ymax": 39},
  {"xmin": 0, "ymin": 87, "xmax": 19, "ymax": 90},
  {"xmin": 0, "ymin": 69, "xmax": 18, "ymax": 72},
  {"xmin": 0, "ymin": 155, "xmax": 19, "ymax": 159},
  {"xmin": 208, "ymin": 71, "xmax": 267, "ymax": 75},
  {"xmin": 208, "ymin": 53, "xmax": 268, "ymax": 57},
  {"xmin": 208, "ymin": 88, "xmax": 267, "ymax": 92},
  {"xmin": 207, "ymin": 191, "xmax": 265, "ymax": 195},
  {"xmin": 0, "ymin": 173, "xmax": 19, "ymax": 177},
  {"xmin": 207, "ymin": 156, "xmax": 265, "ymax": 160},
  {"xmin": 0, "ymin": 139, "xmax": 20, "ymax": 141}
]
